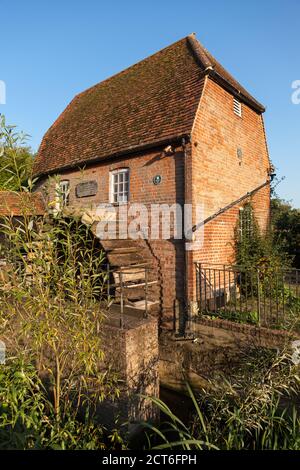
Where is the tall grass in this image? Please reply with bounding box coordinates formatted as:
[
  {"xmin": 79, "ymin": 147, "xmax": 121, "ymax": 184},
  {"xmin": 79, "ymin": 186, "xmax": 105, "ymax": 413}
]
[{"xmin": 144, "ymin": 348, "xmax": 300, "ymax": 450}]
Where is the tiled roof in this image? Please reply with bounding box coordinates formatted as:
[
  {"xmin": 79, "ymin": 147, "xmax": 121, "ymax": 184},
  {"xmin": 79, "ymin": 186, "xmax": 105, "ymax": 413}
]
[
  {"xmin": 34, "ymin": 34, "xmax": 265, "ymax": 177},
  {"xmin": 0, "ymin": 191, "xmax": 45, "ymax": 216}
]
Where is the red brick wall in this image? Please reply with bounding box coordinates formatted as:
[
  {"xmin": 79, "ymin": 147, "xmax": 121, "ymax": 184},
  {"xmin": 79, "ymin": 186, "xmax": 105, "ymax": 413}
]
[
  {"xmin": 187, "ymin": 77, "xmax": 271, "ymax": 303},
  {"xmin": 36, "ymin": 146, "xmax": 185, "ymax": 322}
]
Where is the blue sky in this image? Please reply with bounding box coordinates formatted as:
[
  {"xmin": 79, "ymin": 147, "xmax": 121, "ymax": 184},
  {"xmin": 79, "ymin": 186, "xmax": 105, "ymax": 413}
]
[{"xmin": 1, "ymin": 0, "xmax": 299, "ymax": 207}]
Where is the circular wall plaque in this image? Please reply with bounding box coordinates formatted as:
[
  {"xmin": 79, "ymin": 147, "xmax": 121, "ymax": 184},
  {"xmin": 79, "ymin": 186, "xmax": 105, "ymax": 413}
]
[{"xmin": 153, "ymin": 175, "xmax": 162, "ymax": 185}]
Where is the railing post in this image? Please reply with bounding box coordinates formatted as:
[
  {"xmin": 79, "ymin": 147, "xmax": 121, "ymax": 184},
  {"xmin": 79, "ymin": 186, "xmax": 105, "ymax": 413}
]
[
  {"xmin": 257, "ymin": 269, "xmax": 261, "ymax": 326},
  {"xmin": 223, "ymin": 264, "xmax": 226, "ymax": 315},
  {"xmin": 296, "ymin": 270, "xmax": 299, "ymax": 307},
  {"xmin": 200, "ymin": 263, "xmax": 203, "ymax": 314},
  {"xmin": 144, "ymin": 267, "xmax": 148, "ymax": 318},
  {"xmin": 119, "ymin": 271, "xmax": 124, "ymax": 329},
  {"xmin": 107, "ymin": 263, "xmax": 110, "ymax": 303}
]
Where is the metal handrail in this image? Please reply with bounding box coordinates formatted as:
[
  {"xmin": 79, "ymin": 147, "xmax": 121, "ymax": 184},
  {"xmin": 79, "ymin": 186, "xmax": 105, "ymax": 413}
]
[{"xmin": 116, "ymin": 265, "xmax": 150, "ymax": 327}]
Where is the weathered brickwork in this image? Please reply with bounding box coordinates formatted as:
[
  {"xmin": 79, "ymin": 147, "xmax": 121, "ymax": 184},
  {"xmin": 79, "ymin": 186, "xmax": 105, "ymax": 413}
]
[
  {"xmin": 36, "ymin": 146, "xmax": 186, "ymax": 323},
  {"xmin": 187, "ymin": 77, "xmax": 271, "ymax": 303}
]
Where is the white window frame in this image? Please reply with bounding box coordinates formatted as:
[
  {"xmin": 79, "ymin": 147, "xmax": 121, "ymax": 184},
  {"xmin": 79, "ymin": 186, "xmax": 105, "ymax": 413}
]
[
  {"xmin": 110, "ymin": 168, "xmax": 129, "ymax": 204},
  {"xmin": 55, "ymin": 180, "xmax": 70, "ymax": 212},
  {"xmin": 233, "ymin": 97, "xmax": 242, "ymax": 117},
  {"xmin": 60, "ymin": 180, "xmax": 70, "ymax": 207}
]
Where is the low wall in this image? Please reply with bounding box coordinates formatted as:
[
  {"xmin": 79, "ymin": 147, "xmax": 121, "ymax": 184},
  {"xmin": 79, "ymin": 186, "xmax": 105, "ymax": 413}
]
[{"xmin": 159, "ymin": 317, "xmax": 299, "ymax": 393}]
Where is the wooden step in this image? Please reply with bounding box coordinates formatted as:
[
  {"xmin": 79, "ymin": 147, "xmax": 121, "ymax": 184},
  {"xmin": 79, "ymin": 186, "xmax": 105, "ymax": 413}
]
[
  {"xmin": 107, "ymin": 252, "xmax": 145, "ymax": 266},
  {"xmin": 116, "ymin": 263, "xmax": 150, "ymax": 271},
  {"xmin": 108, "ymin": 247, "xmax": 141, "ymax": 254},
  {"xmin": 113, "ymin": 270, "xmax": 145, "ymax": 284},
  {"xmin": 114, "ymin": 285, "xmax": 160, "ymax": 301},
  {"xmin": 101, "ymin": 239, "xmax": 143, "ymax": 250},
  {"xmin": 95, "ymin": 238, "xmax": 161, "ymax": 313},
  {"xmin": 112, "ymin": 264, "xmax": 154, "ymax": 283},
  {"xmin": 115, "ymin": 280, "xmax": 158, "ymax": 289},
  {"xmin": 125, "ymin": 299, "xmax": 159, "ymax": 311}
]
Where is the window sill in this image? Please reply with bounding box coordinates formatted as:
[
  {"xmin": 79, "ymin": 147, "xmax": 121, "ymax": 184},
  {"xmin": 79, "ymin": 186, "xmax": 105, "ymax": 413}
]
[{"xmin": 110, "ymin": 202, "xmax": 129, "ymax": 207}]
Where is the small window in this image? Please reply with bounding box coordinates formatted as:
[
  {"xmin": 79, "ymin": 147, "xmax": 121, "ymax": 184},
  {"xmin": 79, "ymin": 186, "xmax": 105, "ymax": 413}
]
[
  {"xmin": 233, "ymin": 97, "xmax": 242, "ymax": 117},
  {"xmin": 110, "ymin": 169, "xmax": 129, "ymax": 203},
  {"xmin": 57, "ymin": 180, "xmax": 70, "ymax": 208}
]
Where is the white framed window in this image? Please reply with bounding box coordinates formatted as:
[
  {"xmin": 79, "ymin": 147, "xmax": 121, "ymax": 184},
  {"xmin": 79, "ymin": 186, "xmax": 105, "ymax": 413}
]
[
  {"xmin": 233, "ymin": 97, "xmax": 242, "ymax": 117},
  {"xmin": 55, "ymin": 180, "xmax": 70, "ymax": 211},
  {"xmin": 110, "ymin": 168, "xmax": 129, "ymax": 203}
]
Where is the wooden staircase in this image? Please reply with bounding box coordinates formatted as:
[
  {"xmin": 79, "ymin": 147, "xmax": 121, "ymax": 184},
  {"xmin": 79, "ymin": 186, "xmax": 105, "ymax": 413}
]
[{"xmin": 99, "ymin": 238, "xmax": 161, "ymax": 316}]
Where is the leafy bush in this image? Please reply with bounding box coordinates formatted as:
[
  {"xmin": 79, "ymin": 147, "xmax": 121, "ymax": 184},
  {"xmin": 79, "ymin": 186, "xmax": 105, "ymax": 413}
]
[
  {"xmin": 271, "ymin": 198, "xmax": 300, "ymax": 269},
  {"xmin": 0, "ymin": 210, "xmax": 118, "ymax": 422},
  {"xmin": 235, "ymin": 202, "xmax": 291, "ymax": 272},
  {"xmin": 0, "ymin": 117, "xmax": 124, "ymax": 449}
]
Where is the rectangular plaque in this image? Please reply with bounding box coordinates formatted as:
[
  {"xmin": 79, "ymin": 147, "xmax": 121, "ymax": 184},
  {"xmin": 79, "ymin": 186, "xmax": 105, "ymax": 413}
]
[{"xmin": 75, "ymin": 180, "xmax": 98, "ymax": 198}]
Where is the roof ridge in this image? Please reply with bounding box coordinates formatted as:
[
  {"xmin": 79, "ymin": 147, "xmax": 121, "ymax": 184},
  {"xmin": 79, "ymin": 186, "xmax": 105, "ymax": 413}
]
[{"xmin": 186, "ymin": 34, "xmax": 213, "ymax": 70}]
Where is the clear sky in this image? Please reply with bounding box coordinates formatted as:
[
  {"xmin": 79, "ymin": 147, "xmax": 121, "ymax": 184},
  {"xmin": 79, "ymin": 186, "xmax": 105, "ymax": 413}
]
[{"xmin": 1, "ymin": 0, "xmax": 299, "ymax": 207}]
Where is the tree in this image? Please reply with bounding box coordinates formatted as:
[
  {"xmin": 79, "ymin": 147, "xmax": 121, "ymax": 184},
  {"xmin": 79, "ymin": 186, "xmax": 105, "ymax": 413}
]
[
  {"xmin": 271, "ymin": 198, "xmax": 300, "ymax": 268},
  {"xmin": 0, "ymin": 114, "xmax": 33, "ymax": 190}
]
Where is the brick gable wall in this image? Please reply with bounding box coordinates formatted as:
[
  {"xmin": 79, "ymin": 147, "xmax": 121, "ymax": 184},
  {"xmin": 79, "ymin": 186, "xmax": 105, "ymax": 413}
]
[{"xmin": 187, "ymin": 77, "xmax": 271, "ymax": 305}]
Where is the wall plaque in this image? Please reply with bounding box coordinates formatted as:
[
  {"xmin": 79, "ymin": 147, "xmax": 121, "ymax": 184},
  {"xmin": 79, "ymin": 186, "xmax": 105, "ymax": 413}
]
[{"xmin": 75, "ymin": 180, "xmax": 98, "ymax": 198}]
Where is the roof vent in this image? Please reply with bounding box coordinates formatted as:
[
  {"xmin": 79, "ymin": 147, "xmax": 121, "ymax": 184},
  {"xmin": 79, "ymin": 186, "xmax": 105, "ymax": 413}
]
[{"xmin": 233, "ymin": 97, "xmax": 242, "ymax": 117}]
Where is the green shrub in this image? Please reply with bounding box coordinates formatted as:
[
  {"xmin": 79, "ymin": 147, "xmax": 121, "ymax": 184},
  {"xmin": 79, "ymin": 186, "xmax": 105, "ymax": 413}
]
[
  {"xmin": 235, "ymin": 202, "xmax": 291, "ymax": 272},
  {"xmin": 0, "ymin": 358, "xmax": 125, "ymax": 449}
]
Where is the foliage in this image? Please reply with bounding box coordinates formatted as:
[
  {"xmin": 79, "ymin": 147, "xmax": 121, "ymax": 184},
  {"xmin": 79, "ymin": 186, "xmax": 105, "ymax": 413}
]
[
  {"xmin": 0, "ymin": 119, "xmax": 125, "ymax": 449},
  {"xmin": 0, "ymin": 115, "xmax": 33, "ymax": 190},
  {"xmin": 0, "ymin": 358, "xmax": 125, "ymax": 449},
  {"xmin": 205, "ymin": 308, "xmax": 259, "ymax": 325},
  {"xmin": 144, "ymin": 349, "xmax": 300, "ymax": 450},
  {"xmin": 0, "ymin": 207, "xmax": 119, "ymax": 422},
  {"xmin": 271, "ymin": 198, "xmax": 300, "ymax": 269},
  {"xmin": 235, "ymin": 202, "xmax": 291, "ymax": 272}
]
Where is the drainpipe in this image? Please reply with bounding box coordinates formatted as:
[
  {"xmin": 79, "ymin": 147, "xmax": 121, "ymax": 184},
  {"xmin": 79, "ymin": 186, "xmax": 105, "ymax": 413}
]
[{"xmin": 179, "ymin": 136, "xmax": 191, "ymax": 337}]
